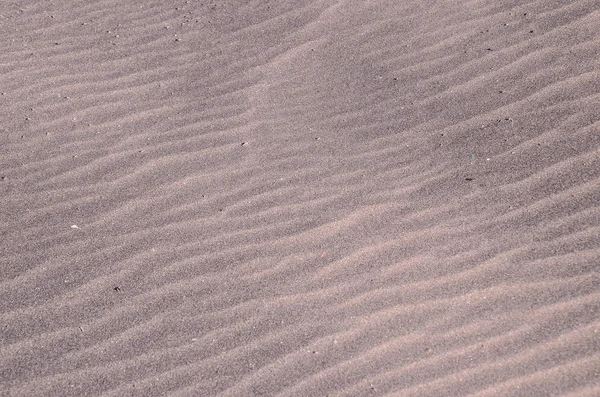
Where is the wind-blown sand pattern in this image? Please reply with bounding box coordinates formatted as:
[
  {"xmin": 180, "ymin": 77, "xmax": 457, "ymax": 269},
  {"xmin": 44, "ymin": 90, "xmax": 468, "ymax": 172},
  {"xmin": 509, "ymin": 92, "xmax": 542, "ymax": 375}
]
[{"xmin": 1, "ymin": 0, "xmax": 599, "ymax": 396}]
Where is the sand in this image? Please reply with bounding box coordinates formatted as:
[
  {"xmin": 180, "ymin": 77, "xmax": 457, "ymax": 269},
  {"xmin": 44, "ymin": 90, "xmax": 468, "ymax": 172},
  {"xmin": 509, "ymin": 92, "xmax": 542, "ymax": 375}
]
[{"xmin": 1, "ymin": 0, "xmax": 599, "ymax": 396}]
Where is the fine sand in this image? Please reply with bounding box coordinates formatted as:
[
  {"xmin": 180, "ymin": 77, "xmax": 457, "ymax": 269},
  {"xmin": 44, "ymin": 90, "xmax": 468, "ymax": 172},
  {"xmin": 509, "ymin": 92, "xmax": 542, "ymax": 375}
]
[{"xmin": 1, "ymin": 1, "xmax": 599, "ymax": 396}]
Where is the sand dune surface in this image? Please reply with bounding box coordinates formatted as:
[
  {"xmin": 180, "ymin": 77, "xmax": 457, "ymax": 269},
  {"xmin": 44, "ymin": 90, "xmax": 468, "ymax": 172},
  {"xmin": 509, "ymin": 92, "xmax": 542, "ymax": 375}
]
[{"xmin": 1, "ymin": 0, "xmax": 599, "ymax": 396}]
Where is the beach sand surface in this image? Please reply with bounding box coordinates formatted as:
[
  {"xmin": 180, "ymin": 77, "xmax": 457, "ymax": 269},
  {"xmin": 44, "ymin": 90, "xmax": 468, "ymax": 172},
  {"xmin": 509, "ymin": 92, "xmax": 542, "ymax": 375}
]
[{"xmin": 1, "ymin": 0, "xmax": 599, "ymax": 396}]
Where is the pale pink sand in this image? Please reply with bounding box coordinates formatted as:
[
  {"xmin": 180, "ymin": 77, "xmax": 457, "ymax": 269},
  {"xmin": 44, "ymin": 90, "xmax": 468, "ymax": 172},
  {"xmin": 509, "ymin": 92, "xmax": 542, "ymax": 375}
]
[{"xmin": 1, "ymin": 0, "xmax": 598, "ymax": 396}]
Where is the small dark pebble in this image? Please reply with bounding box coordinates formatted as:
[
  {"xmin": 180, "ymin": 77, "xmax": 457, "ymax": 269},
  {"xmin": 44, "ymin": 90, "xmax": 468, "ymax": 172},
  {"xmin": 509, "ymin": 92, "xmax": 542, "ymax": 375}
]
[
  {"xmin": 465, "ymin": 178, "xmax": 474, "ymax": 181},
  {"xmin": 113, "ymin": 286, "xmax": 121, "ymax": 292}
]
